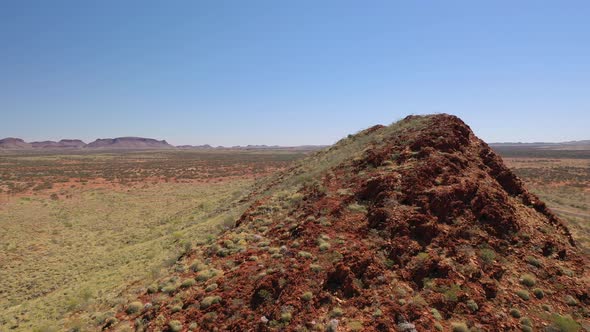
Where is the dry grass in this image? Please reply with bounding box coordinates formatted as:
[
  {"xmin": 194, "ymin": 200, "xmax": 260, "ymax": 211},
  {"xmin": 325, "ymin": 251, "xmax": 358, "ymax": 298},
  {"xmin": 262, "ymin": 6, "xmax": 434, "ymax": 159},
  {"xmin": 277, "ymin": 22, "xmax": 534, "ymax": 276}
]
[{"xmin": 0, "ymin": 150, "xmax": 304, "ymax": 331}]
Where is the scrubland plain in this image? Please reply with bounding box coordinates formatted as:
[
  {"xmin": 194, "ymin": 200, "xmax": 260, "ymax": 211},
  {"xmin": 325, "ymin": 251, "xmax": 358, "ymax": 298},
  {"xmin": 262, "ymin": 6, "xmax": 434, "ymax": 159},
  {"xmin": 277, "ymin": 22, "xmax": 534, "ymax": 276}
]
[
  {"xmin": 501, "ymin": 152, "xmax": 590, "ymax": 253},
  {"xmin": 0, "ymin": 151, "xmax": 304, "ymax": 331},
  {"xmin": 0, "ymin": 139, "xmax": 587, "ymax": 331}
]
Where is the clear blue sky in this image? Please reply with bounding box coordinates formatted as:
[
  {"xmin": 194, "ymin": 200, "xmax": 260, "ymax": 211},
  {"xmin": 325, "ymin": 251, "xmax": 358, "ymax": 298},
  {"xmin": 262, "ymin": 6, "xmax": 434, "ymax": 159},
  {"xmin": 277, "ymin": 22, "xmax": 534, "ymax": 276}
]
[{"xmin": 1, "ymin": 1, "xmax": 588, "ymax": 146}]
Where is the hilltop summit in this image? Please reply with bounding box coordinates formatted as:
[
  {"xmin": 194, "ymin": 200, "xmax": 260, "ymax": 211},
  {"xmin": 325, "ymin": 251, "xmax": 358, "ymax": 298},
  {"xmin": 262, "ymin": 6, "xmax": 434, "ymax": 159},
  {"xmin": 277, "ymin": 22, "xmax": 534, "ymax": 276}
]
[{"xmin": 111, "ymin": 114, "xmax": 589, "ymax": 331}]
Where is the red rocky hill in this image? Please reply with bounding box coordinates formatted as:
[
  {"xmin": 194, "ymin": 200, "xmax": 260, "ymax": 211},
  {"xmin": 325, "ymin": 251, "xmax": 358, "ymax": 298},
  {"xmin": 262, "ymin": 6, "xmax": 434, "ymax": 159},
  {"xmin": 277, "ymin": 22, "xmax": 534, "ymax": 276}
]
[{"xmin": 110, "ymin": 114, "xmax": 589, "ymax": 331}]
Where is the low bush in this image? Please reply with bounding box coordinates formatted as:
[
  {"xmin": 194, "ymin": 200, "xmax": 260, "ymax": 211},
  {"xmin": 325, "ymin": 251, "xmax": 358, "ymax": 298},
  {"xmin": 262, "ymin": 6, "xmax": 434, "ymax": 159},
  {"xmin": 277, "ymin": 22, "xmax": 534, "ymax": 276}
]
[
  {"xmin": 298, "ymin": 251, "xmax": 313, "ymax": 259},
  {"xmin": 479, "ymin": 248, "xmax": 496, "ymax": 264},
  {"xmin": 551, "ymin": 314, "xmax": 581, "ymax": 332},
  {"xmin": 168, "ymin": 320, "xmax": 182, "ymax": 332},
  {"xmin": 525, "ymin": 256, "xmax": 542, "ymax": 268},
  {"xmin": 200, "ymin": 296, "xmax": 221, "ymax": 309},
  {"xmin": 516, "ymin": 289, "xmax": 530, "ymax": 300},
  {"xmin": 451, "ymin": 322, "xmax": 469, "ymax": 332},
  {"xmin": 330, "ymin": 307, "xmax": 343, "ymax": 318},
  {"xmin": 519, "ymin": 273, "xmax": 536, "ymax": 287},
  {"xmin": 510, "ymin": 308, "xmax": 521, "ymax": 318},
  {"xmin": 300, "ymin": 291, "xmax": 313, "ymax": 302},
  {"xmin": 348, "ymin": 321, "xmax": 363, "ymax": 331},
  {"xmin": 181, "ymin": 279, "xmax": 196, "ymax": 288},
  {"xmin": 533, "ymin": 288, "xmax": 544, "ymax": 299},
  {"xmin": 466, "ymin": 299, "xmax": 478, "ymax": 312},
  {"xmin": 280, "ymin": 312, "xmax": 292, "ymax": 322},
  {"xmin": 125, "ymin": 301, "xmax": 143, "ymax": 314},
  {"xmin": 564, "ymin": 295, "xmax": 578, "ymax": 306}
]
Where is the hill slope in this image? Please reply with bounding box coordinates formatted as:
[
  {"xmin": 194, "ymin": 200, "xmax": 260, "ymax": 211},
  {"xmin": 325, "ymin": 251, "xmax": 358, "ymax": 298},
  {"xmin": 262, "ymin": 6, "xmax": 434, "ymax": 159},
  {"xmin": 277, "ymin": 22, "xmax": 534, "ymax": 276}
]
[{"xmin": 110, "ymin": 114, "xmax": 589, "ymax": 331}]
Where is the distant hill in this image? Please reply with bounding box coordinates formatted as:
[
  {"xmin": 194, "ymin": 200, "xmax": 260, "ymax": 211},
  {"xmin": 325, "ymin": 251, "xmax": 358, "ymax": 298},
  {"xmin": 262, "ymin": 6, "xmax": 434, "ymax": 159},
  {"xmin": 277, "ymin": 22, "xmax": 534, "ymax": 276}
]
[
  {"xmin": 0, "ymin": 137, "xmax": 325, "ymax": 152},
  {"xmin": 86, "ymin": 137, "xmax": 174, "ymax": 149},
  {"xmin": 31, "ymin": 139, "xmax": 87, "ymax": 149},
  {"xmin": 178, "ymin": 144, "xmax": 326, "ymax": 151},
  {"xmin": 0, "ymin": 137, "xmax": 173, "ymax": 150},
  {"xmin": 0, "ymin": 138, "xmax": 32, "ymax": 149}
]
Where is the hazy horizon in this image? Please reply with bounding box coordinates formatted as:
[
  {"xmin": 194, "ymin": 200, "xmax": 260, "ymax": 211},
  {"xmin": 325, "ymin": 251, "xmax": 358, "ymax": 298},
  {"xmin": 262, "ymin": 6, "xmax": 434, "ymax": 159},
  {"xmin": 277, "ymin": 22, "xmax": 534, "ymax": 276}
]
[
  {"xmin": 2, "ymin": 122, "xmax": 589, "ymax": 147},
  {"xmin": 2, "ymin": 1, "xmax": 589, "ymax": 146}
]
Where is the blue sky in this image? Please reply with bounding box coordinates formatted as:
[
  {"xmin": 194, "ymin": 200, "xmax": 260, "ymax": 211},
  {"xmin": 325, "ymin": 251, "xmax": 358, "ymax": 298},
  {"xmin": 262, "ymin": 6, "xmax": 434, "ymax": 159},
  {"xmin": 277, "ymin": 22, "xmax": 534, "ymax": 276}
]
[{"xmin": 1, "ymin": 1, "xmax": 588, "ymax": 146}]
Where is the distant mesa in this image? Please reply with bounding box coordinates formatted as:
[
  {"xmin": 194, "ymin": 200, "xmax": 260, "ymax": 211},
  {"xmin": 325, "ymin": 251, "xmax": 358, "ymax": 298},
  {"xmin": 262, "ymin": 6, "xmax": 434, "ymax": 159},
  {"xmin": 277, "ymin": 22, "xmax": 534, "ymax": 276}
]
[
  {"xmin": 0, "ymin": 136, "xmax": 326, "ymax": 151},
  {"xmin": 177, "ymin": 144, "xmax": 214, "ymax": 150},
  {"xmin": 86, "ymin": 137, "xmax": 174, "ymax": 150},
  {"xmin": 0, "ymin": 137, "xmax": 32, "ymax": 149},
  {"xmin": 0, "ymin": 137, "xmax": 173, "ymax": 150},
  {"xmin": 30, "ymin": 139, "xmax": 87, "ymax": 149}
]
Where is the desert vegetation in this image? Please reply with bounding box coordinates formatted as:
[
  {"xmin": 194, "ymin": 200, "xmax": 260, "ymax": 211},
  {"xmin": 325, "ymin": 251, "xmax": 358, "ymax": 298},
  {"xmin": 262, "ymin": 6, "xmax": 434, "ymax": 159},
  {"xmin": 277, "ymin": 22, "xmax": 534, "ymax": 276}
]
[
  {"xmin": 501, "ymin": 154, "xmax": 590, "ymax": 253},
  {"xmin": 0, "ymin": 150, "xmax": 305, "ymax": 331}
]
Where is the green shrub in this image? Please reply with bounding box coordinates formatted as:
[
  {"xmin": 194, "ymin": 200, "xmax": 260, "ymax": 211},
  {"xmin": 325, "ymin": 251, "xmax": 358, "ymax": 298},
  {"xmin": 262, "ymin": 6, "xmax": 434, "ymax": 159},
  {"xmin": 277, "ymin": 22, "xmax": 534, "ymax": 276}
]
[
  {"xmin": 147, "ymin": 285, "xmax": 157, "ymax": 294},
  {"xmin": 196, "ymin": 269, "xmax": 217, "ymax": 282},
  {"xmin": 161, "ymin": 284, "xmax": 178, "ymax": 294},
  {"xmin": 525, "ymin": 256, "xmax": 541, "ymax": 268},
  {"xmin": 298, "ymin": 251, "xmax": 313, "ymax": 259},
  {"xmin": 466, "ymin": 299, "xmax": 478, "ymax": 312},
  {"xmin": 521, "ymin": 326, "xmax": 533, "ymax": 332},
  {"xmin": 451, "ymin": 322, "xmax": 470, "ymax": 332},
  {"xmin": 170, "ymin": 305, "xmax": 182, "ymax": 313},
  {"xmin": 200, "ymin": 296, "xmax": 221, "ymax": 309},
  {"xmin": 257, "ymin": 289, "xmax": 272, "ymax": 301},
  {"xmin": 520, "ymin": 317, "xmax": 532, "ymax": 327},
  {"xmin": 431, "ymin": 308, "xmax": 442, "ymax": 320},
  {"xmin": 190, "ymin": 261, "xmax": 207, "ymax": 272},
  {"xmin": 310, "ymin": 264, "xmax": 322, "ymax": 272},
  {"xmin": 443, "ymin": 284, "xmax": 461, "ymax": 302},
  {"xmin": 373, "ymin": 308, "xmax": 383, "ymax": 317},
  {"xmin": 516, "ymin": 289, "xmax": 530, "ymax": 300},
  {"xmin": 168, "ymin": 320, "xmax": 182, "ymax": 332},
  {"xmin": 319, "ymin": 242, "xmax": 331, "ymax": 251},
  {"xmin": 280, "ymin": 312, "xmax": 292, "ymax": 322},
  {"xmin": 347, "ymin": 203, "xmax": 367, "ymax": 213},
  {"xmin": 301, "ymin": 291, "xmax": 313, "ymax": 302},
  {"xmin": 519, "ymin": 273, "xmax": 536, "ymax": 287},
  {"xmin": 564, "ymin": 295, "xmax": 578, "ymax": 306},
  {"xmin": 181, "ymin": 278, "xmax": 196, "ymax": 288},
  {"xmin": 125, "ymin": 301, "xmax": 143, "ymax": 314},
  {"xmin": 479, "ymin": 248, "xmax": 496, "ymax": 264},
  {"xmin": 205, "ymin": 283, "xmax": 218, "ymax": 292},
  {"xmin": 330, "ymin": 307, "xmax": 343, "ymax": 318},
  {"xmin": 560, "ymin": 267, "xmax": 574, "ymax": 277},
  {"xmin": 533, "ymin": 288, "xmax": 544, "ymax": 299},
  {"xmin": 551, "ymin": 314, "xmax": 581, "ymax": 332},
  {"xmin": 510, "ymin": 308, "xmax": 521, "ymax": 318},
  {"xmin": 348, "ymin": 321, "xmax": 363, "ymax": 331}
]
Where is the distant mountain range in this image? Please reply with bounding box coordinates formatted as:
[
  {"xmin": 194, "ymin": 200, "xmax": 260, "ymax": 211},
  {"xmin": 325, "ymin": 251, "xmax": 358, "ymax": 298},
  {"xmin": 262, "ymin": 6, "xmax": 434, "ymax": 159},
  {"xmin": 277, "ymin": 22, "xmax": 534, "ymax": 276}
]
[
  {"xmin": 490, "ymin": 140, "xmax": 590, "ymax": 151},
  {"xmin": 0, "ymin": 137, "xmax": 326, "ymax": 151}
]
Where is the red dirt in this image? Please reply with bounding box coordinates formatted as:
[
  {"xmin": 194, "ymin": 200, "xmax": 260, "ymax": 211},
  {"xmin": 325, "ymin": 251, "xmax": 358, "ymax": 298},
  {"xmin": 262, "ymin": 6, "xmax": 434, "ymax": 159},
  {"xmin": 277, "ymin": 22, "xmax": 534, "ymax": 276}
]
[{"xmin": 110, "ymin": 114, "xmax": 589, "ymax": 331}]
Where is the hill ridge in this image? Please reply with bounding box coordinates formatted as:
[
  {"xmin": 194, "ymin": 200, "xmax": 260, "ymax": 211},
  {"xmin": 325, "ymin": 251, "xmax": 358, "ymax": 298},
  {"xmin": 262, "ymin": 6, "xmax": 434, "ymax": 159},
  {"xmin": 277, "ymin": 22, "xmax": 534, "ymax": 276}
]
[{"xmin": 110, "ymin": 114, "xmax": 589, "ymax": 331}]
